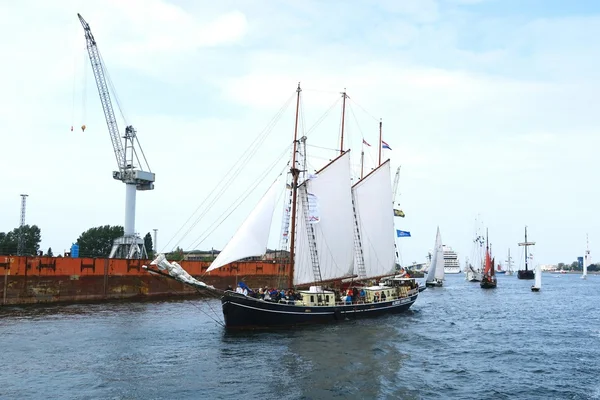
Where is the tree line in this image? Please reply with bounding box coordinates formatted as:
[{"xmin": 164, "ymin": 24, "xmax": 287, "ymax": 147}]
[
  {"xmin": 557, "ymin": 262, "xmax": 599, "ymax": 272},
  {"xmin": 0, "ymin": 225, "xmax": 155, "ymax": 259}
]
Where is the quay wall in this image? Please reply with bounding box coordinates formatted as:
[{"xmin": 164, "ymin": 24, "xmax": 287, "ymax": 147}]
[{"xmin": 0, "ymin": 256, "xmax": 289, "ymax": 306}]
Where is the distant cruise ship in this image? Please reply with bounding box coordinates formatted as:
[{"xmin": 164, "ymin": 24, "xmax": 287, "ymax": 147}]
[{"xmin": 443, "ymin": 245, "xmax": 461, "ymax": 274}]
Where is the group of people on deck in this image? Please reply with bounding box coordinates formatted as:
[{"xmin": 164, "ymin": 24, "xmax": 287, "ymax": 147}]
[
  {"xmin": 343, "ymin": 287, "xmax": 367, "ymax": 304},
  {"xmin": 229, "ymin": 282, "xmax": 301, "ymax": 302}
]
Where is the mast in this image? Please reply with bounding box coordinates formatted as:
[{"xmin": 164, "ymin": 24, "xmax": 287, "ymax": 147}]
[
  {"xmin": 340, "ymin": 90, "xmax": 347, "ymax": 154},
  {"xmin": 288, "ymin": 83, "xmax": 302, "ymax": 289},
  {"xmin": 524, "ymin": 227, "xmax": 528, "ymax": 271},
  {"xmin": 518, "ymin": 226, "xmax": 536, "ymax": 271},
  {"xmin": 378, "ymin": 118, "xmax": 382, "ymax": 165}
]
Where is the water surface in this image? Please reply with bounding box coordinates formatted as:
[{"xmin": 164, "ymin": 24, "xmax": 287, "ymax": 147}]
[{"xmin": 1, "ymin": 274, "xmax": 599, "ymax": 399}]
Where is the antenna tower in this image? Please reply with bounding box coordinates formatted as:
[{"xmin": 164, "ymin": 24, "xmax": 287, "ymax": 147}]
[{"xmin": 17, "ymin": 194, "xmax": 28, "ymax": 256}]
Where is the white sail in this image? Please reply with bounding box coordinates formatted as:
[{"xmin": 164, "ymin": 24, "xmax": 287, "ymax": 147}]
[
  {"xmin": 435, "ymin": 232, "xmax": 445, "ymax": 281},
  {"xmin": 533, "ymin": 263, "xmax": 542, "ymax": 289},
  {"xmin": 207, "ymin": 179, "xmax": 280, "ymax": 272},
  {"xmin": 294, "ymin": 152, "xmax": 356, "ymax": 286},
  {"xmin": 352, "ymin": 160, "xmax": 397, "ymax": 279},
  {"xmin": 426, "ymin": 227, "xmax": 444, "ymax": 282}
]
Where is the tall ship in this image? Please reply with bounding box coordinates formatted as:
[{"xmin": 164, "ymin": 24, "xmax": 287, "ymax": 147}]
[
  {"xmin": 145, "ymin": 84, "xmax": 421, "ymax": 329},
  {"xmin": 443, "ymin": 245, "xmax": 461, "ymax": 274},
  {"xmin": 517, "ymin": 226, "xmax": 536, "ymax": 280}
]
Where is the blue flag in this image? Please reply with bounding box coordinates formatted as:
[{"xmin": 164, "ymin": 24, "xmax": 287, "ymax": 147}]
[{"xmin": 396, "ymin": 230, "xmax": 411, "ymax": 237}]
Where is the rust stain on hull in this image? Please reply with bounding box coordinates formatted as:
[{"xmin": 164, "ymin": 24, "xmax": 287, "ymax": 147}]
[{"xmin": 0, "ymin": 256, "xmax": 289, "ymax": 306}]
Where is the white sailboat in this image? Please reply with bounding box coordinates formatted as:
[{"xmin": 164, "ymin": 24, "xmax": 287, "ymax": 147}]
[
  {"xmin": 426, "ymin": 227, "xmax": 444, "ymax": 287},
  {"xmin": 531, "ymin": 263, "xmax": 542, "ymax": 291},
  {"xmin": 582, "ymin": 234, "xmax": 590, "ymax": 280},
  {"xmin": 505, "ymin": 248, "xmax": 514, "ymax": 276},
  {"xmin": 144, "ymin": 84, "xmax": 421, "ymax": 329},
  {"xmin": 465, "ymin": 219, "xmax": 484, "ymax": 282}
]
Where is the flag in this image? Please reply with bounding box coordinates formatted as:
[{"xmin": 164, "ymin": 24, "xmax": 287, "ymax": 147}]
[
  {"xmin": 382, "ymin": 140, "xmax": 392, "ymax": 150},
  {"xmin": 396, "ymin": 230, "xmax": 411, "ymax": 237},
  {"xmin": 393, "ymin": 209, "xmax": 405, "ymax": 217},
  {"xmin": 362, "ymin": 138, "xmax": 371, "ymax": 147}
]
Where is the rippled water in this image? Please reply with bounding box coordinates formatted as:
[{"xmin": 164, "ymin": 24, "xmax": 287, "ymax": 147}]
[{"xmin": 1, "ymin": 274, "xmax": 599, "ymax": 399}]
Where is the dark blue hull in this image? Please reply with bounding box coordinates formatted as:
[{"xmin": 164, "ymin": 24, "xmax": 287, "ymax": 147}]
[
  {"xmin": 518, "ymin": 269, "xmax": 534, "ymax": 279},
  {"xmin": 221, "ymin": 291, "xmax": 418, "ymax": 330}
]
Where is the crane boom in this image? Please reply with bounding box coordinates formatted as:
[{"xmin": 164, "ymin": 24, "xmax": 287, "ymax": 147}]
[
  {"xmin": 77, "ymin": 13, "xmax": 127, "ymax": 172},
  {"xmin": 77, "ymin": 13, "xmax": 155, "ymax": 259}
]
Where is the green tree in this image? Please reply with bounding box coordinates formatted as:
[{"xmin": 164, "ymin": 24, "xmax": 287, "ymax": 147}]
[
  {"xmin": 570, "ymin": 261, "xmax": 579, "ymax": 271},
  {"xmin": 46, "ymin": 247, "xmax": 54, "ymax": 257},
  {"xmin": 144, "ymin": 232, "xmax": 154, "ymax": 259},
  {"xmin": 0, "ymin": 232, "xmax": 6, "ymax": 254},
  {"xmin": 0, "ymin": 225, "xmax": 41, "ymax": 256},
  {"xmin": 76, "ymin": 225, "xmax": 124, "ymax": 258},
  {"xmin": 166, "ymin": 246, "xmax": 185, "ymax": 261}
]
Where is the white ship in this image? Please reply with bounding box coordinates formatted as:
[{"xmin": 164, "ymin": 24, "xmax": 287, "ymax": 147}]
[{"xmin": 443, "ymin": 245, "xmax": 461, "ymax": 274}]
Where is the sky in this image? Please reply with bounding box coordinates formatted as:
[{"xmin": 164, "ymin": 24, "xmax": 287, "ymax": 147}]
[{"xmin": 1, "ymin": 0, "xmax": 599, "ymax": 267}]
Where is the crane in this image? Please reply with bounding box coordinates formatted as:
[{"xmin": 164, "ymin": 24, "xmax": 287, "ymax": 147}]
[{"xmin": 78, "ymin": 13, "xmax": 155, "ymax": 259}]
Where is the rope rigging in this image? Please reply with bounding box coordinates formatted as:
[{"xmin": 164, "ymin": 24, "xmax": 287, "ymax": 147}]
[{"xmin": 162, "ymin": 93, "xmax": 296, "ymax": 253}]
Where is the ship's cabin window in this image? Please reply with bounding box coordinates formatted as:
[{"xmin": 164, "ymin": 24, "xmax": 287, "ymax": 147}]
[
  {"xmin": 325, "ymin": 295, "xmax": 330, "ymax": 303},
  {"xmin": 310, "ymin": 295, "xmax": 315, "ymax": 303}
]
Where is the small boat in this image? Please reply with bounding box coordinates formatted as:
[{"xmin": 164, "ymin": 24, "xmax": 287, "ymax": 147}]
[
  {"xmin": 480, "ymin": 231, "xmax": 497, "ymax": 289},
  {"xmin": 465, "ymin": 262, "xmax": 482, "ymax": 282},
  {"xmin": 465, "ymin": 218, "xmax": 484, "ymax": 282},
  {"xmin": 496, "ymin": 263, "xmax": 506, "ymax": 275},
  {"xmin": 505, "ymin": 248, "xmax": 514, "ymax": 276},
  {"xmin": 531, "ymin": 264, "xmax": 541, "ymax": 291},
  {"xmin": 425, "ymin": 227, "xmax": 444, "ymax": 287}
]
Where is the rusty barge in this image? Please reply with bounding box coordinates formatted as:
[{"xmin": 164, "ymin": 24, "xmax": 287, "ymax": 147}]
[{"xmin": 0, "ymin": 256, "xmax": 289, "ymax": 306}]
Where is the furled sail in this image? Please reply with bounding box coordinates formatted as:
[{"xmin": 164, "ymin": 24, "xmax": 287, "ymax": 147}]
[
  {"xmin": 207, "ymin": 179, "xmax": 281, "ymax": 272},
  {"xmin": 294, "ymin": 151, "xmax": 356, "ymax": 286},
  {"xmin": 352, "ymin": 160, "xmax": 396, "ymax": 279}
]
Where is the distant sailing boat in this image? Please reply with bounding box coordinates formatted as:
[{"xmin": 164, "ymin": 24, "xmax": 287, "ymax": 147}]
[
  {"xmin": 144, "ymin": 84, "xmax": 420, "ymax": 330},
  {"xmin": 582, "ymin": 234, "xmax": 590, "ymax": 280},
  {"xmin": 517, "ymin": 226, "xmax": 536, "ymax": 280},
  {"xmin": 505, "ymin": 249, "xmax": 514, "ymax": 276},
  {"xmin": 496, "ymin": 262, "xmax": 506, "ymax": 275},
  {"xmin": 531, "ymin": 264, "xmax": 542, "ymax": 291},
  {"xmin": 480, "ymin": 231, "xmax": 497, "ymax": 289},
  {"xmin": 425, "ymin": 227, "xmax": 444, "ymax": 287},
  {"xmin": 465, "ymin": 218, "xmax": 484, "ymax": 282}
]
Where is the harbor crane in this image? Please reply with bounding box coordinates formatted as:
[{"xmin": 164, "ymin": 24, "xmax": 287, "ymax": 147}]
[{"xmin": 77, "ymin": 13, "xmax": 155, "ymax": 259}]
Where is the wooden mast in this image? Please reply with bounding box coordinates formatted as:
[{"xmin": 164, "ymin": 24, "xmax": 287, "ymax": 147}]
[
  {"xmin": 378, "ymin": 118, "xmax": 382, "ymax": 165},
  {"xmin": 518, "ymin": 226, "xmax": 535, "ymax": 272},
  {"xmin": 288, "ymin": 83, "xmax": 302, "ymax": 289},
  {"xmin": 340, "ymin": 89, "xmax": 347, "ymax": 154}
]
